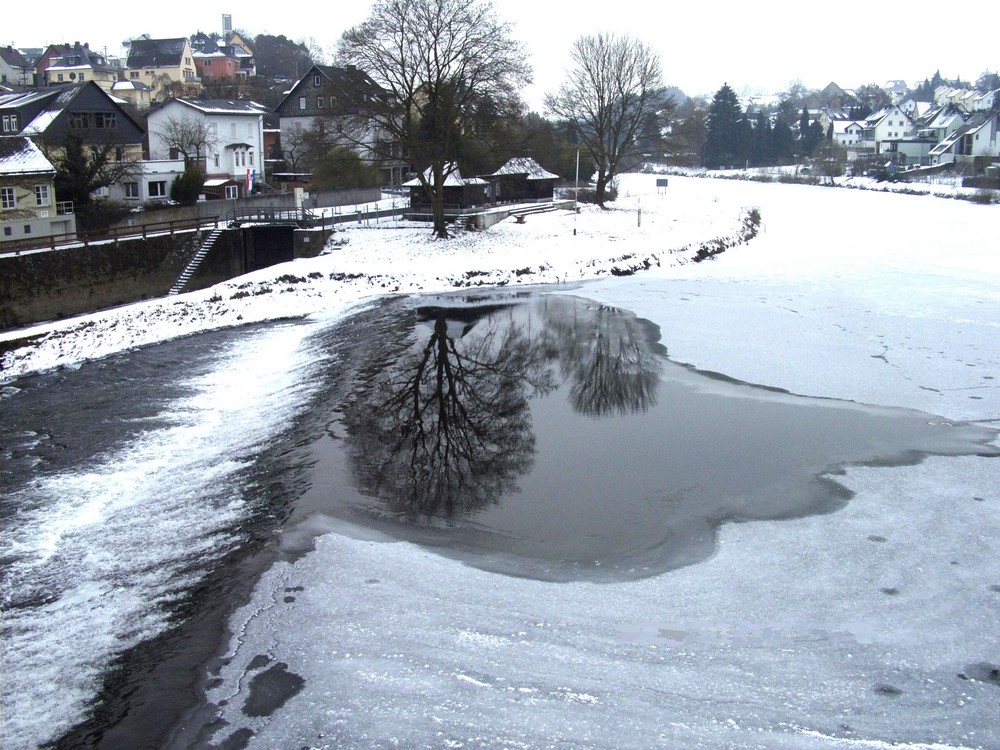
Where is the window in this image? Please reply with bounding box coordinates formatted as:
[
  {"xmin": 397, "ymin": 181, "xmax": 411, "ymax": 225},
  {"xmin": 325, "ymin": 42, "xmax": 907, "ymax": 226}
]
[
  {"xmin": 299, "ymin": 97, "xmax": 306, "ymax": 110},
  {"xmin": 94, "ymin": 112, "xmax": 117, "ymax": 129},
  {"xmin": 225, "ymin": 185, "xmax": 238, "ymax": 199},
  {"xmin": 148, "ymin": 181, "xmax": 167, "ymax": 198},
  {"xmin": 2, "ymin": 114, "xmax": 19, "ymax": 132},
  {"xmin": 231, "ymin": 122, "xmax": 237, "ymax": 138},
  {"xmin": 130, "ymin": 71, "xmax": 139, "ymax": 79},
  {"xmin": 3, "ymin": 226, "xmax": 11, "ymax": 237},
  {"xmin": 249, "ymin": 150, "xmax": 254, "ymax": 166},
  {"xmin": 69, "ymin": 112, "xmax": 88, "ymax": 128},
  {"xmin": 246, "ymin": 122, "xmax": 253, "ymax": 137},
  {"xmin": 34, "ymin": 185, "xmax": 50, "ymax": 207},
  {"xmin": 317, "ymin": 97, "xmax": 324, "ymax": 109},
  {"xmin": 123, "ymin": 182, "xmax": 139, "ymax": 199},
  {"xmin": 57, "ymin": 73, "xmax": 64, "ymax": 82},
  {"xmin": 1, "ymin": 187, "xmax": 15, "ymax": 209},
  {"xmin": 115, "ymin": 146, "xmax": 124, "ymax": 162},
  {"xmin": 23, "ymin": 224, "xmax": 31, "ymax": 234},
  {"xmin": 313, "ymin": 74, "xmax": 321, "ymax": 87}
]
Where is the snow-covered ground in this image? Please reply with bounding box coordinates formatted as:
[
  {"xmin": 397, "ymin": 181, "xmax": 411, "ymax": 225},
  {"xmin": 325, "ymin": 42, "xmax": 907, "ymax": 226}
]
[{"xmin": 4, "ymin": 175, "xmax": 999, "ymax": 749}]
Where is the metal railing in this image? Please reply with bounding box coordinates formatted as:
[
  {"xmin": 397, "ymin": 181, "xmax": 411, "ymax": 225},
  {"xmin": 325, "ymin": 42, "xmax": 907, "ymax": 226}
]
[{"xmin": 0, "ymin": 215, "xmax": 227, "ymax": 254}]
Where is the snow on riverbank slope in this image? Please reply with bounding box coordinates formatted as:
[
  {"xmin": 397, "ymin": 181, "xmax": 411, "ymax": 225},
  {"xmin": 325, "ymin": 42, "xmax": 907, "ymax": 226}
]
[{"xmin": 0, "ymin": 176, "xmax": 744, "ymax": 381}]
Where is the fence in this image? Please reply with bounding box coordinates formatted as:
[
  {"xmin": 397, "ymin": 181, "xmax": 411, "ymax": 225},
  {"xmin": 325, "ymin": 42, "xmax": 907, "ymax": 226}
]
[{"xmin": 0, "ymin": 216, "xmax": 228, "ymax": 255}]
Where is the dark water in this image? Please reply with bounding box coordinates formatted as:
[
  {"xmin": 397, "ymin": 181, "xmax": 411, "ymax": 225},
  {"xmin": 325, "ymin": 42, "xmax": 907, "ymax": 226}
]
[
  {"xmin": 282, "ymin": 292, "xmax": 999, "ymax": 581},
  {"xmin": 2, "ymin": 289, "xmax": 997, "ymax": 749}
]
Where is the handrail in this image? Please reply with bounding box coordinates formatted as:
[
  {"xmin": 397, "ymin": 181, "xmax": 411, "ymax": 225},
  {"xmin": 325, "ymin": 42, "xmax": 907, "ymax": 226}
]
[{"xmin": 0, "ymin": 215, "xmax": 225, "ymax": 254}]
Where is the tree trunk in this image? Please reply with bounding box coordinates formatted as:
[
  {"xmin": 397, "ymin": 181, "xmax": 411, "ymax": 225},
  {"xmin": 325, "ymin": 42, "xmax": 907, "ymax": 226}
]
[
  {"xmin": 594, "ymin": 172, "xmax": 609, "ymax": 209},
  {"xmin": 428, "ymin": 164, "xmax": 450, "ymax": 238}
]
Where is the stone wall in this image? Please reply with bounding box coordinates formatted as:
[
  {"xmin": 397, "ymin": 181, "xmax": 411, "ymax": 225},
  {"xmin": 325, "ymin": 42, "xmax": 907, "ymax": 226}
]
[
  {"xmin": 0, "ymin": 233, "xmax": 201, "ymax": 329},
  {"xmin": 0, "ymin": 223, "xmax": 332, "ymax": 329}
]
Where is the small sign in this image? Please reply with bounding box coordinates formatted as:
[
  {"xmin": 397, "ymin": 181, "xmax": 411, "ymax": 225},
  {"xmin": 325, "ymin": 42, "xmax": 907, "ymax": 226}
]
[{"xmin": 656, "ymin": 178, "xmax": 669, "ymax": 188}]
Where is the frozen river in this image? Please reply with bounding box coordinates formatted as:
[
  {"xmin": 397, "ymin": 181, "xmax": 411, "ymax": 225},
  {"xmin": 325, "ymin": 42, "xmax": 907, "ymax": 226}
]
[{"xmin": 2, "ymin": 176, "xmax": 999, "ymax": 749}]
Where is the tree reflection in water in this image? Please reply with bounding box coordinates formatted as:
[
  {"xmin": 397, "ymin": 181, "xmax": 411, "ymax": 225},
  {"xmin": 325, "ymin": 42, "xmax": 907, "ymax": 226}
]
[
  {"xmin": 539, "ymin": 298, "xmax": 662, "ymax": 417},
  {"xmin": 340, "ymin": 295, "xmax": 661, "ymax": 520}
]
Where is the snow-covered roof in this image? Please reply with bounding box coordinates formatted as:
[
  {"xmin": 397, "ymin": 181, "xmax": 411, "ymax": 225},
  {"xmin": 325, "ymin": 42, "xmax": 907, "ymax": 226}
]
[
  {"xmin": 831, "ymin": 120, "xmax": 863, "ymax": 135},
  {"xmin": 0, "ymin": 135, "xmax": 56, "ymax": 175},
  {"xmin": 489, "ymin": 157, "xmax": 558, "ymax": 180},
  {"xmin": 156, "ymin": 98, "xmax": 268, "ymax": 115},
  {"xmin": 22, "ymin": 109, "xmax": 61, "ymax": 135},
  {"xmin": 403, "ymin": 164, "xmax": 486, "ymax": 187},
  {"xmin": 112, "ymin": 80, "xmax": 151, "ymax": 92}
]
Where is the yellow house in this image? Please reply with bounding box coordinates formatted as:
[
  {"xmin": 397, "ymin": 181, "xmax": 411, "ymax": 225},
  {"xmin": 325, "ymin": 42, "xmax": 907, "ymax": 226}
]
[
  {"xmin": 124, "ymin": 38, "xmax": 201, "ymax": 103},
  {"xmin": 1, "ymin": 135, "xmax": 76, "ymax": 244}
]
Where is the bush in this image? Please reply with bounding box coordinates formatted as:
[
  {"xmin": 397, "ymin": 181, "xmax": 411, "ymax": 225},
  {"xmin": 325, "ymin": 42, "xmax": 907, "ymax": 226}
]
[
  {"xmin": 969, "ymin": 189, "xmax": 999, "ymax": 205},
  {"xmin": 310, "ymin": 147, "xmax": 380, "ymax": 191},
  {"xmin": 76, "ymin": 199, "xmax": 132, "ymax": 233},
  {"xmin": 575, "ymin": 183, "xmax": 619, "ymax": 204},
  {"xmin": 170, "ymin": 167, "xmax": 206, "ymax": 206}
]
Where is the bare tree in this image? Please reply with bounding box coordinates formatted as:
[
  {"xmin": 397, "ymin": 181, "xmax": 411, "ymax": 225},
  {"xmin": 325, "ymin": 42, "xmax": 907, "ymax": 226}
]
[
  {"xmin": 152, "ymin": 115, "xmax": 218, "ymax": 168},
  {"xmin": 545, "ymin": 34, "xmax": 662, "ymax": 207},
  {"xmin": 337, "ymin": 0, "xmax": 530, "ymax": 238}
]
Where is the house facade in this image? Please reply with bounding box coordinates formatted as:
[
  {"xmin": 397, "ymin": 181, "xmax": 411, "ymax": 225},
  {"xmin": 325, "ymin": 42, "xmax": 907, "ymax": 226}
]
[
  {"xmin": 147, "ymin": 98, "xmax": 267, "ymax": 194},
  {"xmin": 124, "ymin": 38, "xmax": 200, "ymax": 103},
  {"xmin": 1, "ymin": 135, "xmax": 76, "ymax": 243},
  {"xmin": 107, "ymin": 158, "xmax": 186, "ymax": 205},
  {"xmin": 111, "ymin": 80, "xmax": 153, "ymax": 111},
  {"xmin": 274, "ymin": 64, "xmax": 405, "ymax": 184},
  {"xmin": 1, "ymin": 46, "xmax": 34, "ymax": 87},
  {"xmin": 832, "ymin": 120, "xmax": 864, "ymax": 151},
  {"xmin": 5, "ymin": 82, "xmax": 145, "ymax": 164},
  {"xmin": 38, "ymin": 43, "xmax": 119, "ymax": 91},
  {"xmin": 858, "ymin": 106, "xmax": 914, "ymax": 156}
]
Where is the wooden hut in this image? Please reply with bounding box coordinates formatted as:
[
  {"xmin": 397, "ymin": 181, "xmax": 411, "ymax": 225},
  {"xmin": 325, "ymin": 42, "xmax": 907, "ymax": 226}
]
[
  {"xmin": 404, "ymin": 164, "xmax": 488, "ymax": 209},
  {"xmin": 486, "ymin": 157, "xmax": 558, "ymax": 202}
]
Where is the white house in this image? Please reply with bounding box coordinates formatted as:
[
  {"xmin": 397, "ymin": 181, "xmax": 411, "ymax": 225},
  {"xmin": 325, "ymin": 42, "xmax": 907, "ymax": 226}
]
[
  {"xmin": 929, "ymin": 112, "xmax": 1000, "ymax": 166},
  {"xmin": 105, "ymin": 158, "xmax": 186, "ymax": 205},
  {"xmin": 832, "ymin": 120, "xmax": 864, "ymax": 151},
  {"xmin": 860, "ymin": 106, "xmax": 914, "ymax": 155},
  {"xmin": 147, "ymin": 98, "xmax": 268, "ymax": 196}
]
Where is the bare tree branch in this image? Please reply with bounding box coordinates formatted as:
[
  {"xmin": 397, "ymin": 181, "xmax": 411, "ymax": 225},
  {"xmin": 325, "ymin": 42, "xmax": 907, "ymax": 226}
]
[
  {"xmin": 337, "ymin": 0, "xmax": 530, "ymax": 238},
  {"xmin": 545, "ymin": 34, "xmax": 662, "ymax": 207}
]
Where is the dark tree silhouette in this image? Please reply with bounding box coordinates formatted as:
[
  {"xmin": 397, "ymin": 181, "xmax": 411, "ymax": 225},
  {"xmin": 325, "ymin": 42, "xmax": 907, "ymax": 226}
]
[
  {"xmin": 545, "ymin": 33, "xmax": 664, "ymax": 207},
  {"xmin": 342, "ymin": 304, "xmax": 553, "ymax": 518},
  {"xmin": 339, "ymin": 295, "xmax": 663, "ymax": 520}
]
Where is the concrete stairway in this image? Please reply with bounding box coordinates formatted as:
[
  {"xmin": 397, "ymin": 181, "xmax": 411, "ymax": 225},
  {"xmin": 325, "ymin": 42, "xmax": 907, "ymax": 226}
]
[{"xmin": 168, "ymin": 228, "xmax": 223, "ymax": 296}]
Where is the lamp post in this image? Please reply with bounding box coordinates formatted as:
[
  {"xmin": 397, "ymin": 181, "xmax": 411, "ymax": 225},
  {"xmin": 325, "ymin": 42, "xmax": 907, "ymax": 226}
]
[{"xmin": 574, "ymin": 149, "xmax": 579, "ymax": 237}]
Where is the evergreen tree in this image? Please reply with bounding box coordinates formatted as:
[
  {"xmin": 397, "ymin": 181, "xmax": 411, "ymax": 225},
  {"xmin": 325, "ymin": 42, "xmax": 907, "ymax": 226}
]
[
  {"xmin": 736, "ymin": 116, "xmax": 754, "ymax": 168},
  {"xmin": 752, "ymin": 110, "xmax": 772, "ymax": 165},
  {"xmin": 703, "ymin": 83, "xmax": 743, "ymax": 169},
  {"xmin": 769, "ymin": 118, "xmax": 794, "ymax": 164},
  {"xmin": 798, "ymin": 108, "xmax": 822, "ymax": 157}
]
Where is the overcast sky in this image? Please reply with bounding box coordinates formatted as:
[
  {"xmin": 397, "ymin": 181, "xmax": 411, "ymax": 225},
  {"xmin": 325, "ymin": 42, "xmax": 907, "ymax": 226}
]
[{"xmin": 8, "ymin": 1, "xmax": 998, "ymax": 110}]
